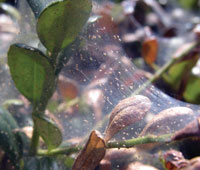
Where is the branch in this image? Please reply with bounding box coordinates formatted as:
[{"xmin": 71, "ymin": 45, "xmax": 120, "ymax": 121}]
[
  {"xmin": 106, "ymin": 134, "xmax": 172, "ymax": 149},
  {"xmin": 37, "ymin": 133, "xmax": 172, "ymax": 156},
  {"xmin": 38, "ymin": 145, "xmax": 82, "ymax": 157},
  {"xmin": 30, "ymin": 122, "xmax": 39, "ymax": 155}
]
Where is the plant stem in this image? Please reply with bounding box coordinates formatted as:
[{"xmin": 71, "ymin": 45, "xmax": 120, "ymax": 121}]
[
  {"xmin": 30, "ymin": 121, "xmax": 39, "ymax": 155},
  {"xmin": 57, "ymin": 97, "xmax": 80, "ymax": 112},
  {"xmin": 38, "ymin": 145, "xmax": 82, "ymax": 157},
  {"xmin": 106, "ymin": 134, "xmax": 172, "ymax": 149},
  {"xmin": 132, "ymin": 57, "xmax": 176, "ymax": 95},
  {"xmin": 29, "ymin": 106, "xmax": 48, "ymax": 155},
  {"xmin": 37, "ymin": 134, "xmax": 172, "ymax": 156}
]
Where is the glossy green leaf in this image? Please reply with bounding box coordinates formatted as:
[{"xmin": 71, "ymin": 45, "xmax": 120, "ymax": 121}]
[
  {"xmin": 33, "ymin": 115, "xmax": 62, "ymax": 149},
  {"xmin": 183, "ymin": 75, "xmax": 200, "ymax": 104},
  {"xmin": 8, "ymin": 44, "xmax": 55, "ymax": 106},
  {"xmin": 37, "ymin": 0, "xmax": 92, "ymax": 52}
]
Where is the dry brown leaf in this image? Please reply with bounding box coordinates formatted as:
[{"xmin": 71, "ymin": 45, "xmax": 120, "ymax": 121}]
[
  {"xmin": 95, "ymin": 3, "xmax": 119, "ymax": 35},
  {"xmin": 163, "ymin": 149, "xmax": 189, "ymax": 170},
  {"xmin": 172, "ymin": 118, "xmax": 200, "ymax": 141},
  {"xmin": 142, "ymin": 36, "xmax": 158, "ymax": 64},
  {"xmin": 58, "ymin": 75, "xmax": 79, "ymax": 100},
  {"xmin": 104, "ymin": 95, "xmax": 151, "ymax": 142},
  {"xmin": 72, "ymin": 130, "xmax": 106, "ymax": 170},
  {"xmin": 140, "ymin": 107, "xmax": 194, "ymax": 136}
]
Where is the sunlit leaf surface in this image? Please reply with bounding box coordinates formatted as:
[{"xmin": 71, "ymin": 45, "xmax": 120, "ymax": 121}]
[
  {"xmin": 37, "ymin": 0, "xmax": 92, "ymax": 52},
  {"xmin": 8, "ymin": 44, "xmax": 55, "ymax": 106}
]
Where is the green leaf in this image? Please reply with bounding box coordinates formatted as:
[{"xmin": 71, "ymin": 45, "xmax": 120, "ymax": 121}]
[
  {"xmin": 183, "ymin": 75, "xmax": 200, "ymax": 104},
  {"xmin": 8, "ymin": 44, "xmax": 55, "ymax": 107},
  {"xmin": 0, "ymin": 107, "xmax": 27, "ymax": 165},
  {"xmin": 37, "ymin": 0, "xmax": 92, "ymax": 52},
  {"xmin": 165, "ymin": 58, "xmax": 198, "ymax": 91},
  {"xmin": 0, "ymin": 116, "xmax": 20, "ymax": 169},
  {"xmin": 0, "ymin": 107, "xmax": 18, "ymax": 129},
  {"xmin": 178, "ymin": 0, "xmax": 198, "ymax": 9},
  {"xmin": 33, "ymin": 114, "xmax": 62, "ymax": 149}
]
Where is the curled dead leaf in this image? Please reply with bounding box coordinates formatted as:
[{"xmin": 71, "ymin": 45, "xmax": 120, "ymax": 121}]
[
  {"xmin": 140, "ymin": 107, "xmax": 194, "ymax": 136},
  {"xmin": 172, "ymin": 118, "xmax": 200, "ymax": 141},
  {"xmin": 104, "ymin": 95, "xmax": 151, "ymax": 142},
  {"xmin": 163, "ymin": 149, "xmax": 189, "ymax": 170},
  {"xmin": 72, "ymin": 130, "xmax": 105, "ymax": 170},
  {"xmin": 142, "ymin": 36, "xmax": 158, "ymax": 65}
]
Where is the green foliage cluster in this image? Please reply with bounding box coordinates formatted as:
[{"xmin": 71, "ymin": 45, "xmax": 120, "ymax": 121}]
[{"xmin": 0, "ymin": 0, "xmax": 92, "ymax": 169}]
